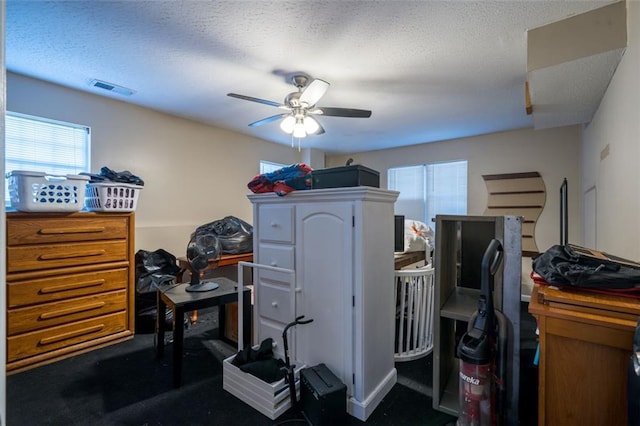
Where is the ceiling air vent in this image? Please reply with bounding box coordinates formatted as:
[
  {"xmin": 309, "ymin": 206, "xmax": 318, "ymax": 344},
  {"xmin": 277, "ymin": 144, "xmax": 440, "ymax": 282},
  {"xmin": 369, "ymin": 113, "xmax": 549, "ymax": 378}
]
[{"xmin": 89, "ymin": 79, "xmax": 136, "ymax": 96}]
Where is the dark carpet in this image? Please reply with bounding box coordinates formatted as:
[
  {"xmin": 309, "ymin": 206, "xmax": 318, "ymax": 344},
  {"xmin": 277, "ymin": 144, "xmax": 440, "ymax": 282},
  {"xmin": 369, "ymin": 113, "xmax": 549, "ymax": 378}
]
[{"xmin": 6, "ymin": 307, "xmax": 459, "ymax": 426}]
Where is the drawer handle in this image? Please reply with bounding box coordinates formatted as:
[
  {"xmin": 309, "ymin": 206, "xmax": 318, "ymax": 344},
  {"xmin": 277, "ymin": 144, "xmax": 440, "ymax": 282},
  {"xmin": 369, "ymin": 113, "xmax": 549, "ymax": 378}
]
[
  {"xmin": 272, "ymin": 301, "xmax": 278, "ymax": 308},
  {"xmin": 39, "ymin": 226, "xmax": 107, "ymax": 235},
  {"xmin": 270, "ymin": 261, "xmax": 277, "ymax": 266},
  {"xmin": 40, "ymin": 279, "xmax": 106, "ymax": 294},
  {"xmin": 39, "ymin": 302, "xmax": 106, "ymax": 320},
  {"xmin": 39, "ymin": 324, "xmax": 105, "ymax": 345},
  {"xmin": 39, "ymin": 250, "xmax": 106, "ymax": 261},
  {"xmin": 270, "ymin": 221, "xmax": 278, "ymax": 228}
]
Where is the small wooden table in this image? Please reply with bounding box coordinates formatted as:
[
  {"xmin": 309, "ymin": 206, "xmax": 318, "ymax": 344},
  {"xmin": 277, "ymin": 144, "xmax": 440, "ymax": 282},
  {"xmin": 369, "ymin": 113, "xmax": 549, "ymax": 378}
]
[{"xmin": 156, "ymin": 276, "xmax": 251, "ymax": 388}]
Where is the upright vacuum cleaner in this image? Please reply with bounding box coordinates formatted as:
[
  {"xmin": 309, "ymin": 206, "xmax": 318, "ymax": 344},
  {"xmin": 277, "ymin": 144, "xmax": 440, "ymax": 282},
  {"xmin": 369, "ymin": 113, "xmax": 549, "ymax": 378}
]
[{"xmin": 457, "ymin": 239, "xmax": 507, "ymax": 426}]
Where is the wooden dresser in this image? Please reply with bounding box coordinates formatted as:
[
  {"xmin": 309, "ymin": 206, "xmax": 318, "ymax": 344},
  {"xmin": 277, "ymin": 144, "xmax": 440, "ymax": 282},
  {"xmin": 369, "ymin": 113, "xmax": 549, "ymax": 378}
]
[
  {"xmin": 529, "ymin": 284, "xmax": 640, "ymax": 425},
  {"xmin": 6, "ymin": 212, "xmax": 135, "ymax": 374}
]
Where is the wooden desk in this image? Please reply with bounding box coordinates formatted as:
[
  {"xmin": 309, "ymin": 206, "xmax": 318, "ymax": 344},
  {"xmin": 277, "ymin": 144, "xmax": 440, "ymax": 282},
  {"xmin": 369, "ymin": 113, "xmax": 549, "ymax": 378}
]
[{"xmin": 529, "ymin": 284, "xmax": 640, "ymax": 425}]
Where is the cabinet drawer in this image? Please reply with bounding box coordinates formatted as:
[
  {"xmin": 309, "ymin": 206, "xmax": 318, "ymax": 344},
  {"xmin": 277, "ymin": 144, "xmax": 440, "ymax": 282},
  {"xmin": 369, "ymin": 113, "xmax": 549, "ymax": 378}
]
[
  {"xmin": 8, "ymin": 268, "xmax": 129, "ymax": 308},
  {"xmin": 258, "ymin": 205, "xmax": 294, "ymax": 243},
  {"xmin": 258, "ymin": 244, "xmax": 295, "ymax": 269},
  {"xmin": 7, "ymin": 240, "xmax": 128, "ymax": 273},
  {"xmin": 257, "ymin": 244, "xmax": 294, "ymax": 283},
  {"xmin": 7, "ymin": 215, "xmax": 129, "ymax": 245},
  {"xmin": 8, "ymin": 290, "xmax": 127, "ymax": 335},
  {"xmin": 7, "ymin": 311, "xmax": 127, "ymax": 362},
  {"xmin": 258, "ymin": 283, "xmax": 293, "ymax": 324},
  {"xmin": 257, "ymin": 318, "xmax": 287, "ymax": 358}
]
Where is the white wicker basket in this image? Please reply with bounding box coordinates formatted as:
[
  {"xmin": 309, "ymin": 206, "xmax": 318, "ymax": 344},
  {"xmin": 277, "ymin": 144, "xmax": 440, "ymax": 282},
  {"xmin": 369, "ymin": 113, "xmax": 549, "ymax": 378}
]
[
  {"xmin": 6, "ymin": 170, "xmax": 89, "ymax": 212},
  {"xmin": 85, "ymin": 182, "xmax": 142, "ymax": 212}
]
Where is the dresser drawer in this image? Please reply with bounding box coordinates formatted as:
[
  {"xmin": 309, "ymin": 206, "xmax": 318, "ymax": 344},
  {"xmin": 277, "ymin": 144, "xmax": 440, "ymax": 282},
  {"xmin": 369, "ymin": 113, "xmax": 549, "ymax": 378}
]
[
  {"xmin": 8, "ymin": 290, "xmax": 127, "ymax": 335},
  {"xmin": 258, "ymin": 205, "xmax": 294, "ymax": 243},
  {"xmin": 7, "ymin": 311, "xmax": 127, "ymax": 362},
  {"xmin": 7, "ymin": 215, "xmax": 129, "ymax": 245},
  {"xmin": 257, "ymin": 282, "xmax": 293, "ymax": 324},
  {"xmin": 8, "ymin": 268, "xmax": 129, "ymax": 308},
  {"xmin": 7, "ymin": 240, "xmax": 128, "ymax": 273}
]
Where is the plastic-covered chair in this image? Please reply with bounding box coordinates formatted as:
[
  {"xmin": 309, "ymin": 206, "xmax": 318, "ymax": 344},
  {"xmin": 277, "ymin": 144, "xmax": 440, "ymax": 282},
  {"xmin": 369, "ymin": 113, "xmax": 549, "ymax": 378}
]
[{"xmin": 393, "ymin": 266, "xmax": 435, "ymax": 361}]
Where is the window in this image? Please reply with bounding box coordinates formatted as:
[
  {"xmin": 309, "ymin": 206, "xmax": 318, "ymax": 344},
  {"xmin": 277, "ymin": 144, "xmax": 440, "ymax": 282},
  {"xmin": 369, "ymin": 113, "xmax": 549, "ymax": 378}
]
[
  {"xmin": 260, "ymin": 160, "xmax": 286, "ymax": 174},
  {"xmin": 4, "ymin": 112, "xmax": 91, "ymax": 204},
  {"xmin": 388, "ymin": 160, "xmax": 467, "ymax": 227}
]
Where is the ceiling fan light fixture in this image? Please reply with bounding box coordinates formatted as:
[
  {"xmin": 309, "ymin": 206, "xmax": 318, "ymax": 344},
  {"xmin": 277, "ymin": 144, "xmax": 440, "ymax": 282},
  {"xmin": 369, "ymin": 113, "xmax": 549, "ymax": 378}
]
[
  {"xmin": 292, "ymin": 119, "xmax": 307, "ymax": 138},
  {"xmin": 304, "ymin": 116, "xmax": 320, "ymax": 134},
  {"xmin": 280, "ymin": 115, "xmax": 296, "ymax": 134}
]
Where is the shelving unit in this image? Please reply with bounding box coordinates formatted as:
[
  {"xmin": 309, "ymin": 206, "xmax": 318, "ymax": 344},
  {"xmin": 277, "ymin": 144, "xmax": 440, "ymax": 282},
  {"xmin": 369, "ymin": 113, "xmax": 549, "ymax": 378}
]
[{"xmin": 432, "ymin": 215, "xmax": 522, "ymax": 424}]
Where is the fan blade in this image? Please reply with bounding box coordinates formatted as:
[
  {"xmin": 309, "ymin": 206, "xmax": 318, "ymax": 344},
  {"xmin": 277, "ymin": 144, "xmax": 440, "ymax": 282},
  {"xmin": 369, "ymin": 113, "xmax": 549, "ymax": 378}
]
[
  {"xmin": 299, "ymin": 79, "xmax": 329, "ymax": 106},
  {"xmin": 312, "ymin": 107, "xmax": 372, "ymax": 118},
  {"xmin": 248, "ymin": 113, "xmax": 289, "ymax": 127},
  {"xmin": 227, "ymin": 93, "xmax": 285, "ymax": 108}
]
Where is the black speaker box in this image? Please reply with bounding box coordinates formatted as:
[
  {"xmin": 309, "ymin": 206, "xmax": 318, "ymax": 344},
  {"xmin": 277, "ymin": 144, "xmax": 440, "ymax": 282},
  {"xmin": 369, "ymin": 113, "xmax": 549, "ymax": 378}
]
[
  {"xmin": 300, "ymin": 364, "xmax": 346, "ymax": 426},
  {"xmin": 311, "ymin": 165, "xmax": 380, "ymax": 189}
]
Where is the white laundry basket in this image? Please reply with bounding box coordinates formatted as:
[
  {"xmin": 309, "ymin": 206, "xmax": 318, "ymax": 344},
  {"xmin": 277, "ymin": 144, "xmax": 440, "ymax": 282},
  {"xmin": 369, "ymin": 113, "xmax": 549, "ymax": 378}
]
[
  {"xmin": 393, "ymin": 266, "xmax": 435, "ymax": 361},
  {"xmin": 6, "ymin": 170, "xmax": 89, "ymax": 212},
  {"xmin": 85, "ymin": 182, "xmax": 142, "ymax": 212}
]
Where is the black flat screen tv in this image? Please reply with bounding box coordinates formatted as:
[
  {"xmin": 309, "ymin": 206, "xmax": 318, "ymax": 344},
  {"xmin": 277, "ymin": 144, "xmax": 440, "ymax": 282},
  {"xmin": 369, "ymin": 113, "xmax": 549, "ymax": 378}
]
[{"xmin": 394, "ymin": 215, "xmax": 404, "ymax": 252}]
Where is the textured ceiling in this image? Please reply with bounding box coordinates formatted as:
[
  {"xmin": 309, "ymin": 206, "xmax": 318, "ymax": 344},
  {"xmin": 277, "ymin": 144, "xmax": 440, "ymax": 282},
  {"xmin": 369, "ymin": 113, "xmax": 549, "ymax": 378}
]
[{"xmin": 5, "ymin": 0, "xmax": 615, "ymax": 154}]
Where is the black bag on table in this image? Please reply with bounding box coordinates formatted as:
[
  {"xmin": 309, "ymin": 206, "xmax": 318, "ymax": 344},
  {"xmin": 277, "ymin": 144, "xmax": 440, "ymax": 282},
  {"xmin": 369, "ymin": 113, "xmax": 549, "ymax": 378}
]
[{"xmin": 532, "ymin": 244, "xmax": 640, "ymax": 289}]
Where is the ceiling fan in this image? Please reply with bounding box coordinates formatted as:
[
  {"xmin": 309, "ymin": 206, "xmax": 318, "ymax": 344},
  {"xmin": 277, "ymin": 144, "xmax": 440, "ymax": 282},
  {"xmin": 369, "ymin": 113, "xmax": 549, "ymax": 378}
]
[{"xmin": 227, "ymin": 74, "xmax": 372, "ymax": 139}]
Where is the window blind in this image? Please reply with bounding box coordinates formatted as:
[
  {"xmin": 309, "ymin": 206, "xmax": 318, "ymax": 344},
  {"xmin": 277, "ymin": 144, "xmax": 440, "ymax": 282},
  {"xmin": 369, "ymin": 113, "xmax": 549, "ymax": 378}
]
[
  {"xmin": 388, "ymin": 160, "xmax": 467, "ymax": 227},
  {"xmin": 5, "ymin": 112, "xmax": 91, "ymax": 203}
]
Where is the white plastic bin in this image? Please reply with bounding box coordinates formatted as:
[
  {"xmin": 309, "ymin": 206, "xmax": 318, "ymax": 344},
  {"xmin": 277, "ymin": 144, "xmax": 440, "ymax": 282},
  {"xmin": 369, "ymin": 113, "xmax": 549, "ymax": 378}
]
[
  {"xmin": 6, "ymin": 170, "xmax": 89, "ymax": 212},
  {"xmin": 85, "ymin": 182, "xmax": 142, "ymax": 212}
]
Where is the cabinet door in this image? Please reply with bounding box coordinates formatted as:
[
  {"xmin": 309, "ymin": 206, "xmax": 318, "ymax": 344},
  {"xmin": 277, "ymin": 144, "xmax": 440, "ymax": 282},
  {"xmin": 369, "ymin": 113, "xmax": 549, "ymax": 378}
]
[{"xmin": 295, "ymin": 202, "xmax": 354, "ymax": 395}]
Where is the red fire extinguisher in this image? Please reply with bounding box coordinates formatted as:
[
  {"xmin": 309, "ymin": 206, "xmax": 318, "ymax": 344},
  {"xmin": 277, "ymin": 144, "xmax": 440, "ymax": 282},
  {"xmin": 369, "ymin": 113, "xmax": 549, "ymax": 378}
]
[{"xmin": 457, "ymin": 239, "xmax": 505, "ymax": 426}]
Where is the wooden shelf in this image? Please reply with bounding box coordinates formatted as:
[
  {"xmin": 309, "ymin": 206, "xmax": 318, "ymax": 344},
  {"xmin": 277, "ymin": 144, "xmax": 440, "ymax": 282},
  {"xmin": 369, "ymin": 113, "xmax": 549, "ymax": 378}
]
[{"xmin": 440, "ymin": 287, "xmax": 481, "ymax": 321}]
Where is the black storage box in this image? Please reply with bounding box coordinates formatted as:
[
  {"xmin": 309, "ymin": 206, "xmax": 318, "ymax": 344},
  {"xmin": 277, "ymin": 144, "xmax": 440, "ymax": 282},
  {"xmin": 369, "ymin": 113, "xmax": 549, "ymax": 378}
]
[
  {"xmin": 311, "ymin": 165, "xmax": 380, "ymax": 189},
  {"xmin": 300, "ymin": 363, "xmax": 346, "ymax": 426}
]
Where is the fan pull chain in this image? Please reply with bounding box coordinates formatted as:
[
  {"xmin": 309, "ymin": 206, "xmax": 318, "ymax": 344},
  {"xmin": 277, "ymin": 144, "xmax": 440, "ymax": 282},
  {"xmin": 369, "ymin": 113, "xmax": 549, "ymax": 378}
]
[{"xmin": 290, "ymin": 134, "xmax": 302, "ymax": 151}]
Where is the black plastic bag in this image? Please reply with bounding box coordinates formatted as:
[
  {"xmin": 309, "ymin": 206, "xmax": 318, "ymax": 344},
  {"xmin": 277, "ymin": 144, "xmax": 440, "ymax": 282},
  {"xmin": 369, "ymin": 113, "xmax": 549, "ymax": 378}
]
[
  {"xmin": 193, "ymin": 216, "xmax": 253, "ymax": 254},
  {"xmin": 134, "ymin": 249, "xmax": 181, "ymax": 333},
  {"xmin": 135, "ymin": 248, "xmax": 181, "ymax": 294},
  {"xmin": 533, "ymin": 244, "xmax": 640, "ymax": 289}
]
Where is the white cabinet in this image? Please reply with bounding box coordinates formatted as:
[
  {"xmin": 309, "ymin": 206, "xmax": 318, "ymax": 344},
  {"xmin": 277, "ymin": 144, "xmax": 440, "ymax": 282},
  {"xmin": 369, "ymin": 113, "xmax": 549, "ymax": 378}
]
[{"xmin": 248, "ymin": 187, "xmax": 399, "ymax": 421}]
